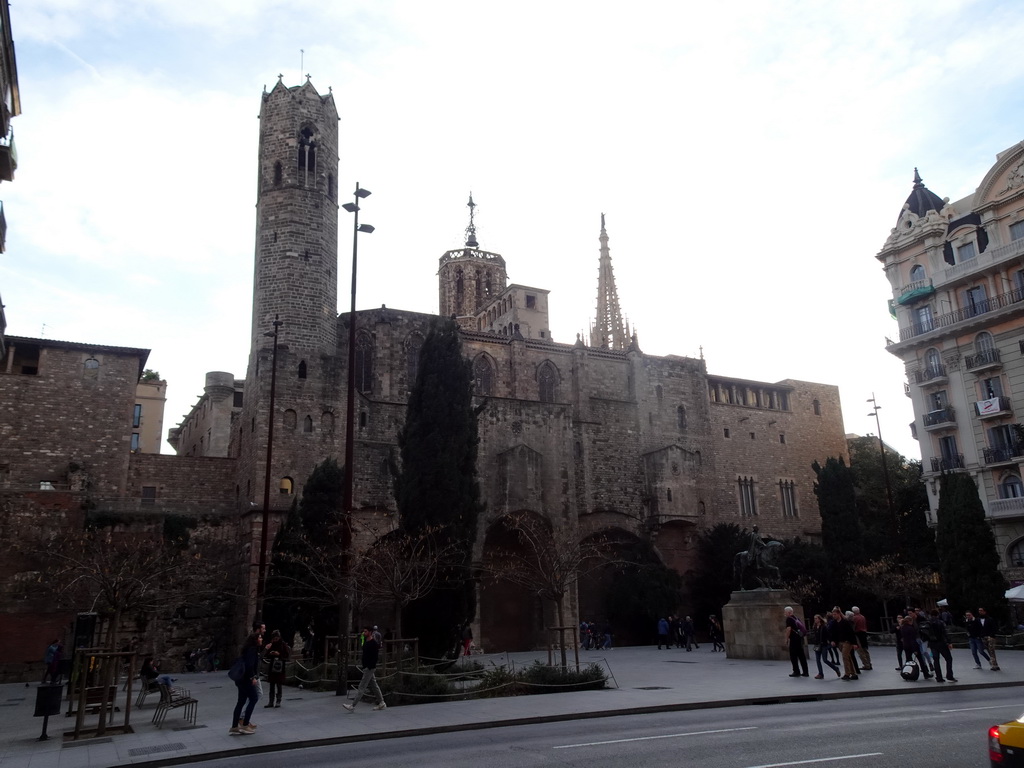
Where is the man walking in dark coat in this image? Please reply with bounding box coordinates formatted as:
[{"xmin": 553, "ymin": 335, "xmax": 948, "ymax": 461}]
[
  {"xmin": 785, "ymin": 606, "xmax": 809, "ymax": 677},
  {"xmin": 342, "ymin": 627, "xmax": 387, "ymax": 712}
]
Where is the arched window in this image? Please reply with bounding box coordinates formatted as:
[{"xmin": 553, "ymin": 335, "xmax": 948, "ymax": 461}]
[
  {"xmin": 284, "ymin": 409, "xmax": 297, "ymax": 430},
  {"xmin": 925, "ymin": 347, "xmax": 942, "ymax": 377},
  {"xmin": 1009, "ymin": 538, "xmax": 1024, "ymax": 568},
  {"xmin": 298, "ymin": 360, "xmax": 307, "ymax": 379},
  {"xmin": 406, "ymin": 333, "xmax": 424, "ymax": 386},
  {"xmin": 538, "ymin": 362, "xmax": 558, "ymax": 403},
  {"xmin": 473, "ymin": 355, "xmax": 493, "ymax": 396},
  {"xmin": 298, "ymin": 126, "xmax": 316, "ymax": 178},
  {"xmin": 1000, "ymin": 474, "xmax": 1024, "ymax": 499},
  {"xmin": 677, "ymin": 405, "xmax": 687, "ymax": 431},
  {"xmin": 279, "ymin": 477, "xmax": 294, "ymax": 495},
  {"xmin": 322, "ymin": 412, "xmax": 335, "ymax": 433},
  {"xmin": 355, "ymin": 333, "xmax": 373, "ymax": 393},
  {"xmin": 910, "ymin": 264, "xmax": 925, "ymax": 283},
  {"xmin": 303, "ymin": 415, "xmax": 313, "ymax": 433},
  {"xmin": 976, "ymin": 332, "xmax": 995, "ymax": 355}
]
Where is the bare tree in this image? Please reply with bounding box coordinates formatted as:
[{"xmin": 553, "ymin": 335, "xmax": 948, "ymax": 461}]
[
  {"xmin": 351, "ymin": 524, "xmax": 461, "ymax": 638},
  {"xmin": 847, "ymin": 556, "xmax": 938, "ymax": 617},
  {"xmin": 482, "ymin": 513, "xmax": 611, "ymax": 668}
]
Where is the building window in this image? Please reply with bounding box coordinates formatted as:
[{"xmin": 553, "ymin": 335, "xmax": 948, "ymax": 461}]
[
  {"xmin": 322, "ymin": 411, "xmax": 334, "ymax": 433},
  {"xmin": 666, "ymin": 489, "xmax": 673, "ymax": 502},
  {"xmin": 298, "ymin": 126, "xmax": 316, "ymax": 177},
  {"xmin": 925, "ymin": 348, "xmax": 942, "ymax": 377},
  {"xmin": 724, "ymin": 428, "xmax": 730, "ymax": 438},
  {"xmin": 677, "ymin": 405, "xmax": 687, "ymax": 431},
  {"xmin": 359, "ymin": 411, "xmax": 368, "ymax": 428},
  {"xmin": 779, "ymin": 480, "xmax": 798, "ymax": 517},
  {"xmin": 280, "ymin": 477, "xmax": 294, "ymax": 495},
  {"xmin": 1009, "ymin": 538, "xmax": 1024, "ymax": 568},
  {"xmin": 938, "ymin": 435, "xmax": 959, "ymax": 468},
  {"xmin": 141, "ymin": 486, "xmax": 157, "ymax": 504},
  {"xmin": 131, "ymin": 433, "xmax": 140, "ymax": 452},
  {"xmin": 133, "ymin": 404, "xmax": 142, "ymax": 428},
  {"xmin": 355, "ymin": 333, "xmax": 374, "ymax": 393},
  {"xmin": 234, "ymin": 391, "xmax": 244, "ymax": 408},
  {"xmin": 909, "ymin": 264, "xmax": 925, "ymax": 282},
  {"xmin": 958, "ymin": 241, "xmax": 977, "ymax": 262},
  {"xmin": 964, "ymin": 285, "xmax": 987, "ymax": 317},
  {"xmin": 538, "ymin": 362, "xmax": 558, "ymax": 403},
  {"xmin": 917, "ymin": 305, "xmax": 934, "ymax": 333},
  {"xmin": 328, "ymin": 173, "xmax": 335, "ymax": 201},
  {"xmin": 779, "ymin": 434, "xmax": 786, "ymax": 444},
  {"xmin": 284, "ymin": 409, "xmax": 297, "ymax": 430},
  {"xmin": 750, "ymin": 432, "xmax": 756, "ymax": 440},
  {"xmin": 981, "ymin": 376, "xmax": 1004, "ymax": 399},
  {"xmin": 526, "ymin": 294, "xmax": 536, "ymax": 309},
  {"xmin": 303, "ymin": 415, "xmax": 313, "ymax": 433},
  {"xmin": 273, "ymin": 161, "xmax": 282, "ymax": 186},
  {"xmin": 298, "ymin": 361, "xmax": 307, "ymax": 379},
  {"xmin": 812, "ymin": 399, "xmax": 821, "ymax": 416},
  {"xmin": 473, "ymin": 355, "xmax": 493, "ymax": 396},
  {"xmin": 738, "ymin": 476, "xmax": 757, "ymax": 517},
  {"xmin": 1011, "ymin": 221, "xmax": 1024, "ymax": 242}
]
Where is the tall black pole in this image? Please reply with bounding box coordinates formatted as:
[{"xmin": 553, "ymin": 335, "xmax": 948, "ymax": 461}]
[
  {"xmin": 343, "ymin": 186, "xmax": 361, "ymax": 516},
  {"xmin": 868, "ymin": 393, "xmax": 896, "ymax": 531},
  {"xmin": 255, "ymin": 315, "xmax": 281, "ymax": 620}
]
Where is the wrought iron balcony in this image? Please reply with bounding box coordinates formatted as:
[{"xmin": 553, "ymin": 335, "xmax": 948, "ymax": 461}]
[
  {"xmin": 983, "ymin": 444, "xmax": 1024, "ymax": 465},
  {"xmin": 964, "ymin": 348, "xmax": 1002, "ymax": 372},
  {"xmin": 930, "ymin": 454, "xmax": 965, "ymax": 472},
  {"xmin": 896, "ymin": 279, "xmax": 935, "ymax": 306},
  {"xmin": 897, "ymin": 287, "xmax": 1024, "ymax": 342},
  {"xmin": 923, "ymin": 407, "xmax": 956, "ymax": 429},
  {"xmin": 975, "ymin": 396, "xmax": 1012, "ymax": 419},
  {"xmin": 914, "ymin": 365, "xmax": 947, "ymax": 385}
]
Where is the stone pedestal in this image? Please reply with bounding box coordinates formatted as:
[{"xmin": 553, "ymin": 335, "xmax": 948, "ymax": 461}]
[{"xmin": 721, "ymin": 589, "xmax": 794, "ymax": 661}]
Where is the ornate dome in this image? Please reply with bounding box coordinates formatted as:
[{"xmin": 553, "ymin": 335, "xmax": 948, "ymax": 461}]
[{"xmin": 900, "ymin": 168, "xmax": 945, "ymax": 223}]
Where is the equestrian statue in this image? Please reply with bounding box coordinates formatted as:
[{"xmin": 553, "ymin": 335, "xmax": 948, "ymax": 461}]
[{"xmin": 733, "ymin": 525, "xmax": 784, "ymax": 589}]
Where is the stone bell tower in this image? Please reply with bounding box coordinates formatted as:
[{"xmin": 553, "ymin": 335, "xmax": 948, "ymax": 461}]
[
  {"xmin": 250, "ymin": 77, "xmax": 340, "ymax": 353},
  {"xmin": 438, "ymin": 194, "xmax": 508, "ymax": 329}
]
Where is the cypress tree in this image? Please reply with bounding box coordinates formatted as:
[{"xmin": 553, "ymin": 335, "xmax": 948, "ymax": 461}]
[
  {"xmin": 814, "ymin": 457, "xmax": 865, "ymax": 605},
  {"xmin": 935, "ymin": 472, "xmax": 1007, "ymax": 620},
  {"xmin": 395, "ymin": 318, "xmax": 483, "ymax": 656}
]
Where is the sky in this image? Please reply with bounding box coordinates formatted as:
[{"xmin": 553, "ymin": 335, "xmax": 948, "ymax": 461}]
[{"xmin": 3, "ymin": 0, "xmax": 1024, "ymax": 459}]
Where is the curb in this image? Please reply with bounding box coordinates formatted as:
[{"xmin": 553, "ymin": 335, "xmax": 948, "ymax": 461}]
[{"xmin": 115, "ymin": 678, "xmax": 1024, "ymax": 768}]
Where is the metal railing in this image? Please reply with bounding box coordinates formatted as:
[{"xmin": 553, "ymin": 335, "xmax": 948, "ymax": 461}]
[
  {"xmin": 923, "ymin": 407, "xmax": 956, "ymax": 427},
  {"xmin": 930, "ymin": 454, "xmax": 965, "ymax": 471},
  {"xmin": 898, "ymin": 287, "xmax": 1024, "ymax": 341},
  {"xmin": 975, "ymin": 396, "xmax": 1012, "ymax": 417},
  {"xmin": 914, "ymin": 365, "xmax": 947, "ymax": 384},
  {"xmin": 965, "ymin": 348, "xmax": 1002, "ymax": 370},
  {"xmin": 982, "ymin": 444, "xmax": 1024, "ymax": 465}
]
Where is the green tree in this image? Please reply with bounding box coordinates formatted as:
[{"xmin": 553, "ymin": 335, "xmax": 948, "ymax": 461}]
[
  {"xmin": 935, "ymin": 472, "xmax": 1007, "ymax": 621},
  {"xmin": 895, "ymin": 461, "xmax": 937, "ymax": 569},
  {"xmin": 395, "ymin": 319, "xmax": 484, "ymax": 656},
  {"xmin": 814, "ymin": 457, "xmax": 865, "ymax": 593},
  {"xmin": 687, "ymin": 523, "xmax": 748, "ymax": 622},
  {"xmin": 604, "ymin": 539, "xmax": 682, "ymax": 643}
]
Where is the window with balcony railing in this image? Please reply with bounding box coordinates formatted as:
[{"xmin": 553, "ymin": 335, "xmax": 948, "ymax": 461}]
[
  {"xmin": 924, "ymin": 407, "xmax": 956, "ymax": 427},
  {"xmin": 930, "ymin": 454, "xmax": 964, "ymax": 471},
  {"xmin": 965, "ymin": 348, "xmax": 1001, "ymax": 370}
]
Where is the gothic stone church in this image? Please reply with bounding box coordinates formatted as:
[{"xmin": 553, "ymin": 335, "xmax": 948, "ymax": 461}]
[
  {"xmin": 170, "ymin": 79, "xmax": 847, "ymax": 649},
  {"xmin": 0, "ymin": 80, "xmax": 847, "ymax": 668}
]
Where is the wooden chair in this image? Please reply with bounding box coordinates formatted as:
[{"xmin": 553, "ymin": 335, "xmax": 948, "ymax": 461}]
[{"xmin": 152, "ymin": 684, "xmax": 198, "ymax": 728}]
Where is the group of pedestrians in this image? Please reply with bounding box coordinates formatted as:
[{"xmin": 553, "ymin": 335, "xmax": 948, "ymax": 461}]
[
  {"xmin": 578, "ymin": 620, "xmax": 614, "ymax": 650},
  {"xmin": 655, "ymin": 615, "xmax": 700, "ymax": 650},
  {"xmin": 788, "ymin": 606, "xmax": 872, "ymax": 681},
  {"xmin": 229, "ymin": 619, "xmax": 294, "ymax": 735}
]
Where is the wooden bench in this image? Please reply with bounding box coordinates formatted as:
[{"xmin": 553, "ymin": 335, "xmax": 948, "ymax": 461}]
[{"xmin": 152, "ymin": 684, "xmax": 198, "ymax": 728}]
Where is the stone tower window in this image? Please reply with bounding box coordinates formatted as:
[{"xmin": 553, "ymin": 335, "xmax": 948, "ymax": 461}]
[
  {"xmin": 328, "ymin": 173, "xmax": 335, "ymax": 201},
  {"xmin": 298, "ymin": 126, "xmax": 317, "ymax": 182},
  {"xmin": 273, "ymin": 161, "xmax": 282, "ymax": 187},
  {"xmin": 738, "ymin": 476, "xmax": 757, "ymax": 517},
  {"xmin": 456, "ymin": 270, "xmax": 465, "ymax": 308},
  {"xmin": 322, "ymin": 411, "xmax": 335, "ymax": 433},
  {"xmin": 303, "ymin": 415, "xmax": 313, "ymax": 433},
  {"xmin": 298, "ymin": 360, "xmax": 307, "ymax": 379},
  {"xmin": 355, "ymin": 333, "xmax": 374, "ymax": 393},
  {"xmin": 474, "ymin": 355, "xmax": 494, "ymax": 396},
  {"xmin": 83, "ymin": 356, "xmax": 98, "ymax": 379},
  {"xmin": 677, "ymin": 405, "xmax": 687, "ymax": 431},
  {"xmin": 812, "ymin": 399, "xmax": 821, "ymax": 416},
  {"xmin": 280, "ymin": 477, "xmax": 294, "ymax": 495},
  {"xmin": 284, "ymin": 409, "xmax": 297, "ymax": 430},
  {"xmin": 538, "ymin": 361, "xmax": 558, "ymax": 403}
]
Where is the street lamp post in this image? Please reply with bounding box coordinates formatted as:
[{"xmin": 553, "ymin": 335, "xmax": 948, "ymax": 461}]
[
  {"xmin": 339, "ymin": 183, "xmax": 373, "ymax": 692},
  {"xmin": 255, "ymin": 314, "xmax": 282, "ymax": 621},
  {"xmin": 867, "ymin": 393, "xmax": 896, "ymax": 530}
]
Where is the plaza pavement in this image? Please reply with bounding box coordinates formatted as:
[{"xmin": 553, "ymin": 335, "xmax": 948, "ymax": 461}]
[{"xmin": 2, "ymin": 644, "xmax": 1022, "ymax": 768}]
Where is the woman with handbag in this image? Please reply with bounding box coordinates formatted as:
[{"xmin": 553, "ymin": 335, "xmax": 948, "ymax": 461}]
[
  {"xmin": 230, "ymin": 623, "xmax": 263, "ymax": 734},
  {"xmin": 264, "ymin": 630, "xmax": 291, "ymax": 708}
]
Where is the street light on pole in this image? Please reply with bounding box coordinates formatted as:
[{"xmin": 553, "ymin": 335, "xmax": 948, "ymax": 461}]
[
  {"xmin": 867, "ymin": 393, "xmax": 896, "ymax": 530},
  {"xmin": 255, "ymin": 314, "xmax": 282, "ymax": 621},
  {"xmin": 338, "ymin": 184, "xmax": 372, "ymax": 690}
]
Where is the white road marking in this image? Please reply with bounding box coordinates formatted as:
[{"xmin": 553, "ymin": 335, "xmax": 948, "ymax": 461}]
[
  {"xmin": 553, "ymin": 726, "xmax": 758, "ymax": 749},
  {"xmin": 745, "ymin": 754, "xmax": 882, "ymax": 768},
  {"xmin": 941, "ymin": 705, "xmax": 1004, "ymax": 713}
]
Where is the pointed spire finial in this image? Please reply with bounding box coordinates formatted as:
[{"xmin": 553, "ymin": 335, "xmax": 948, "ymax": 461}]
[
  {"xmin": 465, "ymin": 193, "xmax": 479, "ymax": 248},
  {"xmin": 913, "ymin": 167, "xmax": 924, "ymax": 187}
]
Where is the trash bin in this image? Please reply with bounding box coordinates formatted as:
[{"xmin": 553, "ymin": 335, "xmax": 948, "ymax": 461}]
[{"xmin": 34, "ymin": 684, "xmax": 62, "ymax": 717}]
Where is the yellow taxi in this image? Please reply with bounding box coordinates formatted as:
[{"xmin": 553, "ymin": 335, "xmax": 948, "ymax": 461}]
[{"xmin": 990, "ymin": 714, "xmax": 1024, "ymax": 765}]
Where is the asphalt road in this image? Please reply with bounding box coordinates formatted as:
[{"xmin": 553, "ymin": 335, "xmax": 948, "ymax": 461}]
[{"xmin": 201, "ymin": 687, "xmax": 1022, "ymax": 767}]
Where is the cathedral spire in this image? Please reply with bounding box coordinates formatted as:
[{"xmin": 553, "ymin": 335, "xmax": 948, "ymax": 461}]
[
  {"xmin": 465, "ymin": 193, "xmax": 479, "ymax": 248},
  {"xmin": 589, "ymin": 213, "xmax": 629, "ymax": 350}
]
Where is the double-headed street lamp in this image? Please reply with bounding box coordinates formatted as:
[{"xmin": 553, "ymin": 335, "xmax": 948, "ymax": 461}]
[{"xmin": 342, "ymin": 184, "xmax": 374, "ymax": 515}]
